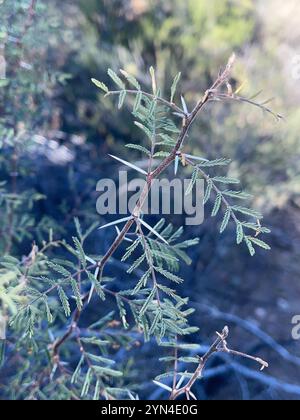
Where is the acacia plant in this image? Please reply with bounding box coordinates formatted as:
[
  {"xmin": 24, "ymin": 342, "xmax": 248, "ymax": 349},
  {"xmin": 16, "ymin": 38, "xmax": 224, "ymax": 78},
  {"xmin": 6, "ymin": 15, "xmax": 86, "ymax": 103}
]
[{"xmin": 0, "ymin": 51, "xmax": 281, "ymax": 400}]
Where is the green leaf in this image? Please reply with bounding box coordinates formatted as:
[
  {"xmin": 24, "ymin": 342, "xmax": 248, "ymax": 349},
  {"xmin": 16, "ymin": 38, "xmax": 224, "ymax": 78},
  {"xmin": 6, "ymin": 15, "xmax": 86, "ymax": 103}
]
[
  {"xmin": 170, "ymin": 72, "xmax": 181, "ymax": 103},
  {"xmin": 120, "ymin": 70, "xmax": 141, "ymax": 90},
  {"xmin": 71, "ymin": 356, "xmax": 84, "ymax": 384},
  {"xmin": 107, "ymin": 69, "xmax": 125, "ymax": 90},
  {"xmin": 121, "ymin": 238, "xmax": 141, "ymax": 262},
  {"xmin": 162, "ymin": 123, "xmax": 180, "ymax": 134},
  {"xmin": 223, "ymin": 190, "xmax": 252, "ymax": 200},
  {"xmin": 213, "ymin": 176, "xmax": 240, "ymax": 185},
  {"xmin": 87, "ymin": 353, "xmax": 115, "ymax": 365},
  {"xmin": 153, "ymin": 151, "xmax": 169, "ymax": 158},
  {"xmin": 132, "ymin": 269, "xmax": 151, "ymax": 295},
  {"xmin": 245, "ymin": 237, "xmax": 256, "ymax": 256},
  {"xmin": 43, "ymin": 298, "xmax": 53, "ymax": 324},
  {"xmin": 149, "ymin": 66, "xmax": 157, "ymax": 95},
  {"xmin": 185, "ymin": 167, "xmax": 199, "ymax": 196},
  {"xmin": 81, "ymin": 368, "xmax": 92, "ymax": 397},
  {"xmin": 149, "ymin": 311, "xmax": 162, "ymax": 335},
  {"xmin": 91, "ymin": 78, "xmax": 109, "ymax": 93},
  {"xmin": 57, "ymin": 287, "xmax": 71, "ymax": 317},
  {"xmin": 220, "ymin": 209, "xmax": 231, "ymax": 233},
  {"xmin": 134, "ymin": 91, "xmax": 142, "ymax": 113},
  {"xmin": 195, "ymin": 158, "xmax": 231, "ymax": 167},
  {"xmin": 155, "ymin": 372, "xmax": 193, "ymax": 381},
  {"xmin": 127, "ymin": 254, "xmax": 146, "ymax": 274},
  {"xmin": 236, "ymin": 223, "xmax": 244, "ymax": 245},
  {"xmin": 93, "ymin": 366, "xmax": 123, "ymax": 378},
  {"xmin": 232, "ymin": 206, "xmax": 263, "ymax": 220},
  {"xmin": 242, "ymin": 222, "xmax": 271, "ymax": 234},
  {"xmin": 157, "ymin": 133, "xmax": 176, "ymax": 147},
  {"xmin": 157, "ymin": 284, "xmax": 186, "ymax": 304},
  {"xmin": 169, "ymin": 226, "xmax": 184, "ymax": 242},
  {"xmin": 118, "ymin": 90, "xmax": 127, "ymax": 109},
  {"xmin": 161, "ymin": 342, "xmax": 199, "ymax": 350},
  {"xmin": 74, "ymin": 217, "xmax": 83, "ymax": 240},
  {"xmin": 80, "ymin": 337, "xmax": 110, "ymax": 347},
  {"xmin": 47, "ymin": 262, "xmax": 70, "ymax": 278},
  {"xmin": 178, "ymin": 357, "xmax": 200, "ymax": 364},
  {"xmin": 211, "ymin": 193, "xmax": 222, "ymax": 217},
  {"xmin": 70, "ymin": 278, "xmax": 82, "ymax": 310},
  {"xmin": 173, "ymin": 248, "xmax": 192, "ymax": 266},
  {"xmin": 139, "ymin": 315, "xmax": 150, "ymax": 341},
  {"xmin": 140, "ymin": 288, "xmax": 156, "ymax": 316},
  {"xmin": 116, "ymin": 295, "xmax": 129, "ymax": 329},
  {"xmin": 248, "ymin": 236, "xmax": 271, "ymax": 251},
  {"xmin": 125, "ymin": 144, "xmax": 151, "ymax": 157},
  {"xmin": 81, "ymin": 337, "xmax": 110, "ymax": 346},
  {"xmin": 152, "ymin": 218, "xmax": 166, "ymax": 233},
  {"xmin": 164, "ymin": 320, "xmax": 185, "ymax": 335},
  {"xmin": 72, "ymin": 237, "xmax": 86, "ymax": 268},
  {"xmin": 148, "ymin": 98, "xmax": 157, "ymax": 118},
  {"xmin": 204, "ymin": 178, "xmax": 213, "ymax": 204},
  {"xmin": 151, "ymin": 250, "xmax": 179, "ymax": 265},
  {"xmin": 155, "ymin": 267, "xmax": 184, "ymax": 284},
  {"xmin": 134, "ymin": 121, "xmax": 153, "ymax": 140}
]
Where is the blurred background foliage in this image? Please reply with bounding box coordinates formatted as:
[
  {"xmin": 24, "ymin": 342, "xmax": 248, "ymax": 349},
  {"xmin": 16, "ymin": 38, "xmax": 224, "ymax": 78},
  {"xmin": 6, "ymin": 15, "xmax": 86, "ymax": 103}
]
[{"xmin": 1, "ymin": 0, "xmax": 300, "ymax": 399}]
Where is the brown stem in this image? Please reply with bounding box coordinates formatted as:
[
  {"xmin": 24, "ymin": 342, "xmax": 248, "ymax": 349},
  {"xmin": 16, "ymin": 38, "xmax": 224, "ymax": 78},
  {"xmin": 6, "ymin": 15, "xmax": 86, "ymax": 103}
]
[
  {"xmin": 52, "ymin": 309, "xmax": 81, "ymax": 359},
  {"xmin": 170, "ymin": 327, "xmax": 230, "ymax": 400}
]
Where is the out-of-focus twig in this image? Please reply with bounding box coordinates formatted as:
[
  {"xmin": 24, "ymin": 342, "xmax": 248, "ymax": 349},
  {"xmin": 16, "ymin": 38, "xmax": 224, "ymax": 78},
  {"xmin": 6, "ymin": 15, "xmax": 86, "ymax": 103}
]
[
  {"xmin": 196, "ymin": 302, "xmax": 300, "ymax": 366},
  {"xmin": 167, "ymin": 326, "xmax": 268, "ymax": 400}
]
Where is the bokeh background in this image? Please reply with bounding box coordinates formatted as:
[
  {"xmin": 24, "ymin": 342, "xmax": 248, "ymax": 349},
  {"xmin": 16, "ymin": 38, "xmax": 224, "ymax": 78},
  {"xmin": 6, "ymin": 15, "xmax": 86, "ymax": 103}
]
[{"xmin": 1, "ymin": 0, "xmax": 300, "ymax": 400}]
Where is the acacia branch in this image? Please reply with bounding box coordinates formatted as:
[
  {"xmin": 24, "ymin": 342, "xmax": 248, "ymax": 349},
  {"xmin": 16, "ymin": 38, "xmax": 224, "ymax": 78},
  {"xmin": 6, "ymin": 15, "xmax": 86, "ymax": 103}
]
[
  {"xmin": 52, "ymin": 55, "xmax": 237, "ymax": 361},
  {"xmin": 95, "ymin": 56, "xmax": 235, "ymax": 281}
]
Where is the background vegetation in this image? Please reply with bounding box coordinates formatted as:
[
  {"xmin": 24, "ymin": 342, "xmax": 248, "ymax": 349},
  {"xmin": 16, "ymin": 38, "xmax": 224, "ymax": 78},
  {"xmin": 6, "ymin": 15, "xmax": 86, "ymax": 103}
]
[{"xmin": 0, "ymin": 0, "xmax": 300, "ymax": 400}]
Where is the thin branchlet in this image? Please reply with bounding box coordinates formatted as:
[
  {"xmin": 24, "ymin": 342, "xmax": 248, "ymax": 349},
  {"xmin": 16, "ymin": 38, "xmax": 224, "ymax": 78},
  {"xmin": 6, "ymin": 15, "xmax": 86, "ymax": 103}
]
[{"xmin": 168, "ymin": 327, "xmax": 268, "ymax": 400}]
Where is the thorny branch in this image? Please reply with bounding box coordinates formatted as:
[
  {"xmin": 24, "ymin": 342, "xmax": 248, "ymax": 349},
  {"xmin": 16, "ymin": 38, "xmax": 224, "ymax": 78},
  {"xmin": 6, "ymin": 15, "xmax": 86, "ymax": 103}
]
[
  {"xmin": 94, "ymin": 55, "xmax": 235, "ymax": 282},
  {"xmin": 50, "ymin": 54, "xmax": 279, "ymax": 376},
  {"xmin": 166, "ymin": 326, "xmax": 268, "ymax": 400}
]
